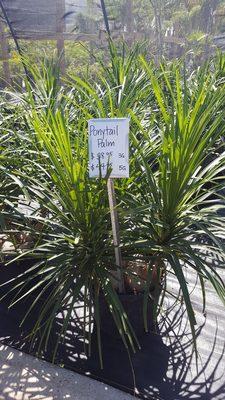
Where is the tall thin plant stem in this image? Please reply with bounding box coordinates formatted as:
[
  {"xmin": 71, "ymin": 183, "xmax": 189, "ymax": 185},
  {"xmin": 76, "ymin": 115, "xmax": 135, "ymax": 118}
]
[
  {"xmin": 0, "ymin": 0, "xmax": 31, "ymax": 83},
  {"xmin": 100, "ymin": 0, "xmax": 111, "ymax": 37}
]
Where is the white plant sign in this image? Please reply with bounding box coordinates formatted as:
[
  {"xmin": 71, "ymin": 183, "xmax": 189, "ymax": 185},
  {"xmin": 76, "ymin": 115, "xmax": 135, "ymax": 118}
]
[{"xmin": 88, "ymin": 118, "xmax": 129, "ymax": 179}]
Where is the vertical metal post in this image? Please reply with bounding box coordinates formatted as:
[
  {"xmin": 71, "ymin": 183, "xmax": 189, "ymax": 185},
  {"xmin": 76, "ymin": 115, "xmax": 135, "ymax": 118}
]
[{"xmin": 107, "ymin": 178, "xmax": 125, "ymax": 294}]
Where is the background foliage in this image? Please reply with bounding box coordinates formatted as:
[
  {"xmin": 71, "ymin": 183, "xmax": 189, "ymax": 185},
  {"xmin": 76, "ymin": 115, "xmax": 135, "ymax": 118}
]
[{"xmin": 1, "ymin": 0, "xmax": 225, "ymax": 87}]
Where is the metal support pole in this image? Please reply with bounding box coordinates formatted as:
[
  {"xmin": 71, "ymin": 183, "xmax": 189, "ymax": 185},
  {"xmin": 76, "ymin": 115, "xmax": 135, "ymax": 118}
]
[{"xmin": 107, "ymin": 178, "xmax": 125, "ymax": 294}]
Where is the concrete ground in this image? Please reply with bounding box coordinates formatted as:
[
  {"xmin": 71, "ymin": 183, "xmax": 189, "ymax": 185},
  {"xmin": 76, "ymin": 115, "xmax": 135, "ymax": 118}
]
[{"xmin": 0, "ymin": 345, "xmax": 134, "ymax": 400}]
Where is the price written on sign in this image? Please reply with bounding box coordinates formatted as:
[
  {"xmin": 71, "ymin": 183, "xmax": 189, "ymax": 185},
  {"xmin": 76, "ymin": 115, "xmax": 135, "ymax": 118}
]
[{"xmin": 88, "ymin": 118, "xmax": 129, "ymax": 178}]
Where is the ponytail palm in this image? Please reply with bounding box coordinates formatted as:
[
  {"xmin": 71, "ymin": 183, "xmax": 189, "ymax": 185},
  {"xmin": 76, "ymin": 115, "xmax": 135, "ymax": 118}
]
[
  {"xmin": 1, "ymin": 107, "xmax": 139, "ymax": 367},
  {"xmin": 122, "ymin": 59, "xmax": 225, "ymax": 347}
]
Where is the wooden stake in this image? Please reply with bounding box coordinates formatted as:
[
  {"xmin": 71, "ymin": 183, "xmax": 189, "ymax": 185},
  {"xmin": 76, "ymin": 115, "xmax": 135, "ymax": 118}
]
[
  {"xmin": 107, "ymin": 178, "xmax": 125, "ymax": 294},
  {"xmin": 0, "ymin": 18, "xmax": 11, "ymax": 86}
]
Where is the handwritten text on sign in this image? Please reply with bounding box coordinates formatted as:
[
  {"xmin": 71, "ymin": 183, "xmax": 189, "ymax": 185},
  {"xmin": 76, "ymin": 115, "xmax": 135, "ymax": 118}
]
[{"xmin": 88, "ymin": 118, "xmax": 129, "ymax": 178}]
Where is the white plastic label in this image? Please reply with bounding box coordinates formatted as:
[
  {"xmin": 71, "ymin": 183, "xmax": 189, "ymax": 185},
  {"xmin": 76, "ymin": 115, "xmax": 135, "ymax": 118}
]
[{"xmin": 88, "ymin": 118, "xmax": 129, "ymax": 178}]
